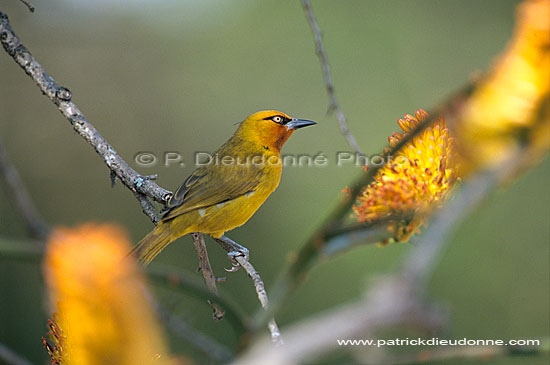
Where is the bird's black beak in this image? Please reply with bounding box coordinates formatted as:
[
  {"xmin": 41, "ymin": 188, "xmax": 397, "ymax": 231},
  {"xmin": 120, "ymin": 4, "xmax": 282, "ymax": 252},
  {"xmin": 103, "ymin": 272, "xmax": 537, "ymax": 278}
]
[{"xmin": 286, "ymin": 118, "xmax": 317, "ymax": 130}]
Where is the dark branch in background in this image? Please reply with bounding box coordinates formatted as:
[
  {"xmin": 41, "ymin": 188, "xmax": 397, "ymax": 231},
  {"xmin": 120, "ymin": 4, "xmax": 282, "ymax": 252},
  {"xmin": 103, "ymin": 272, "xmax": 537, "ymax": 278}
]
[
  {"xmin": 0, "ymin": 237, "xmax": 42, "ymax": 263},
  {"xmin": 0, "ymin": 138, "xmax": 49, "ymax": 240},
  {"xmin": 0, "ymin": 12, "xmax": 171, "ymax": 225},
  {"xmin": 301, "ymin": 0, "xmax": 363, "ymax": 155},
  {"xmin": 191, "ymin": 232, "xmax": 225, "ymax": 320},
  {"xmin": 0, "ymin": 342, "xmax": 32, "ymax": 365},
  {"xmin": 17, "ymin": 0, "xmax": 35, "ymax": 13}
]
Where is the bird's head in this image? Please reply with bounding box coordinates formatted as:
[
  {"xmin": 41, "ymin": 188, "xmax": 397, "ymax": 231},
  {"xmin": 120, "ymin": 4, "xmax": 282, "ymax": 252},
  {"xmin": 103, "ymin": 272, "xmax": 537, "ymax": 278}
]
[{"xmin": 236, "ymin": 110, "xmax": 316, "ymax": 152}]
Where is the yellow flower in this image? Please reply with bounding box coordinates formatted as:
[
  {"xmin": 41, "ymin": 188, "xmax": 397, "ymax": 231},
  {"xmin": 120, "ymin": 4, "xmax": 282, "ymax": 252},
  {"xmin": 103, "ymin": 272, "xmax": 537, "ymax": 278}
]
[
  {"xmin": 454, "ymin": 0, "xmax": 550, "ymax": 174},
  {"xmin": 353, "ymin": 109, "xmax": 458, "ymax": 242},
  {"xmin": 43, "ymin": 223, "xmax": 172, "ymax": 365}
]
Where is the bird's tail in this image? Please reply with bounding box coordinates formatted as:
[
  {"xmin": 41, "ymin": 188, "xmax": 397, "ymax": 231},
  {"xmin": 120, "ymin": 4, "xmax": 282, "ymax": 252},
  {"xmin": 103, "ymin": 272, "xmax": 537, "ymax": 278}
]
[{"xmin": 131, "ymin": 222, "xmax": 175, "ymax": 266}]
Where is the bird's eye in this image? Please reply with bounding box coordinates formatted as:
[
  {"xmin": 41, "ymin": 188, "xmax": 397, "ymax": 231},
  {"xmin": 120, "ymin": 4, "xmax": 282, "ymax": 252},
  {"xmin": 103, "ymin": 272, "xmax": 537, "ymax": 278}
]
[{"xmin": 272, "ymin": 116, "xmax": 283, "ymax": 123}]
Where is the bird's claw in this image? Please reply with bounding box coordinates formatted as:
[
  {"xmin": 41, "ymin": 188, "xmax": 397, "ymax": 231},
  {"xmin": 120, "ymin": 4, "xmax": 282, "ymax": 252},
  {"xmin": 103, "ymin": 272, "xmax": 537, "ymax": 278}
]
[
  {"xmin": 223, "ymin": 249, "xmax": 249, "ymax": 272},
  {"xmin": 224, "ymin": 265, "xmax": 240, "ymax": 273}
]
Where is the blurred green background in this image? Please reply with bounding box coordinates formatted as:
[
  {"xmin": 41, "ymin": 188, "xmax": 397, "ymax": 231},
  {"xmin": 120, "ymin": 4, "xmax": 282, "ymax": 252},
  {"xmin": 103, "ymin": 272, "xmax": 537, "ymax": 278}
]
[{"xmin": 1, "ymin": 0, "xmax": 548, "ymax": 364}]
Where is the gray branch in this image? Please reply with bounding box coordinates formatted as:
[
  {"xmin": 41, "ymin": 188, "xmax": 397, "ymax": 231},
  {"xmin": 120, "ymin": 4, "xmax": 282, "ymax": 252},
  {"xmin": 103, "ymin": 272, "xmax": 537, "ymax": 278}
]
[
  {"xmin": 17, "ymin": 0, "xmax": 35, "ymax": 13},
  {"xmin": 191, "ymin": 232, "xmax": 225, "ymax": 320},
  {"xmin": 235, "ymin": 255, "xmax": 282, "ymax": 344},
  {"xmin": 301, "ymin": 0, "xmax": 362, "ymax": 155},
  {"xmin": 214, "ymin": 235, "xmax": 282, "ymax": 344}
]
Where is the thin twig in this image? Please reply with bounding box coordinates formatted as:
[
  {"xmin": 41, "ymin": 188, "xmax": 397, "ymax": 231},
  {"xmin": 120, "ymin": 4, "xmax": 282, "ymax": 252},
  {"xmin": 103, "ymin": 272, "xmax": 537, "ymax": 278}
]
[
  {"xmin": 0, "ymin": 12, "xmax": 171, "ymax": 224},
  {"xmin": 0, "ymin": 342, "xmax": 32, "ymax": 365},
  {"xmin": 301, "ymin": 0, "xmax": 362, "ymax": 155},
  {"xmin": 17, "ymin": 0, "xmax": 35, "ymax": 13},
  {"xmin": 191, "ymin": 232, "xmax": 225, "ymax": 320},
  {"xmin": 234, "ymin": 255, "xmax": 282, "ymax": 345},
  {"xmin": 0, "ymin": 138, "xmax": 50, "ymax": 240},
  {"xmin": 214, "ymin": 236, "xmax": 282, "ymax": 344}
]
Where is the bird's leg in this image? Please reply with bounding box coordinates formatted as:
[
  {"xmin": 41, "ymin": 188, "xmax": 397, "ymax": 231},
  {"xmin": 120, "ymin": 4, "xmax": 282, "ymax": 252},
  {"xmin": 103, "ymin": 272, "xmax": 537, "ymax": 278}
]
[{"xmin": 211, "ymin": 235, "xmax": 250, "ymax": 272}]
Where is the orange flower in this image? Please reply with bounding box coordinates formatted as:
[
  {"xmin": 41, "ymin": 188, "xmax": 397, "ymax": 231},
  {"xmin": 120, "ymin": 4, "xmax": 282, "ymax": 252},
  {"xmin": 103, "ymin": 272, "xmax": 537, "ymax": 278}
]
[
  {"xmin": 353, "ymin": 110, "xmax": 458, "ymax": 242},
  {"xmin": 43, "ymin": 223, "xmax": 172, "ymax": 365}
]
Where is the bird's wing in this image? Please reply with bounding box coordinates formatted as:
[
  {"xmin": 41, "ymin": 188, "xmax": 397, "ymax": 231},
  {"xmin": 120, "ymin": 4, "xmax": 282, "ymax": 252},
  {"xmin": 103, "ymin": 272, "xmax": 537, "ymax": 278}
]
[{"xmin": 161, "ymin": 163, "xmax": 265, "ymax": 221}]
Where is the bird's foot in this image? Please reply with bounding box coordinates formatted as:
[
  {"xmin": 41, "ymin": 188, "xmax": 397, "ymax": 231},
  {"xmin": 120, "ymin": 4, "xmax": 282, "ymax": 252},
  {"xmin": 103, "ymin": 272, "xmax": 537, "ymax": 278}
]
[
  {"xmin": 225, "ymin": 254, "xmax": 240, "ymax": 272},
  {"xmin": 211, "ymin": 235, "xmax": 250, "ymax": 273},
  {"xmin": 224, "ymin": 248, "xmax": 249, "ymax": 272}
]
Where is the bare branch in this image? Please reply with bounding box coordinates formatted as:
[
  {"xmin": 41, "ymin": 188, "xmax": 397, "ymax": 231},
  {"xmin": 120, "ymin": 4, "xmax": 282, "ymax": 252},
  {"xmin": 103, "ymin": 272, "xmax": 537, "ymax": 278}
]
[
  {"xmin": 301, "ymin": 0, "xmax": 362, "ymax": 155},
  {"xmin": 235, "ymin": 255, "xmax": 282, "ymax": 345},
  {"xmin": 17, "ymin": 0, "xmax": 35, "ymax": 13},
  {"xmin": 191, "ymin": 232, "xmax": 225, "ymax": 320},
  {"xmin": 0, "ymin": 12, "xmax": 171, "ymax": 224},
  {"xmin": 0, "ymin": 342, "xmax": 32, "ymax": 365},
  {"xmin": 214, "ymin": 235, "xmax": 282, "ymax": 344},
  {"xmin": 0, "ymin": 138, "xmax": 49, "ymax": 240},
  {"xmin": 190, "ymin": 233, "xmax": 219, "ymax": 295}
]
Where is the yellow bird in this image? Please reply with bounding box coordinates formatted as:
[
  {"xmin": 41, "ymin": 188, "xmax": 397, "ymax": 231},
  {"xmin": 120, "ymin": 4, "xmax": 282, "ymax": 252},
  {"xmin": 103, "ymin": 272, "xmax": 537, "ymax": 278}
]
[{"xmin": 133, "ymin": 110, "xmax": 316, "ymax": 265}]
